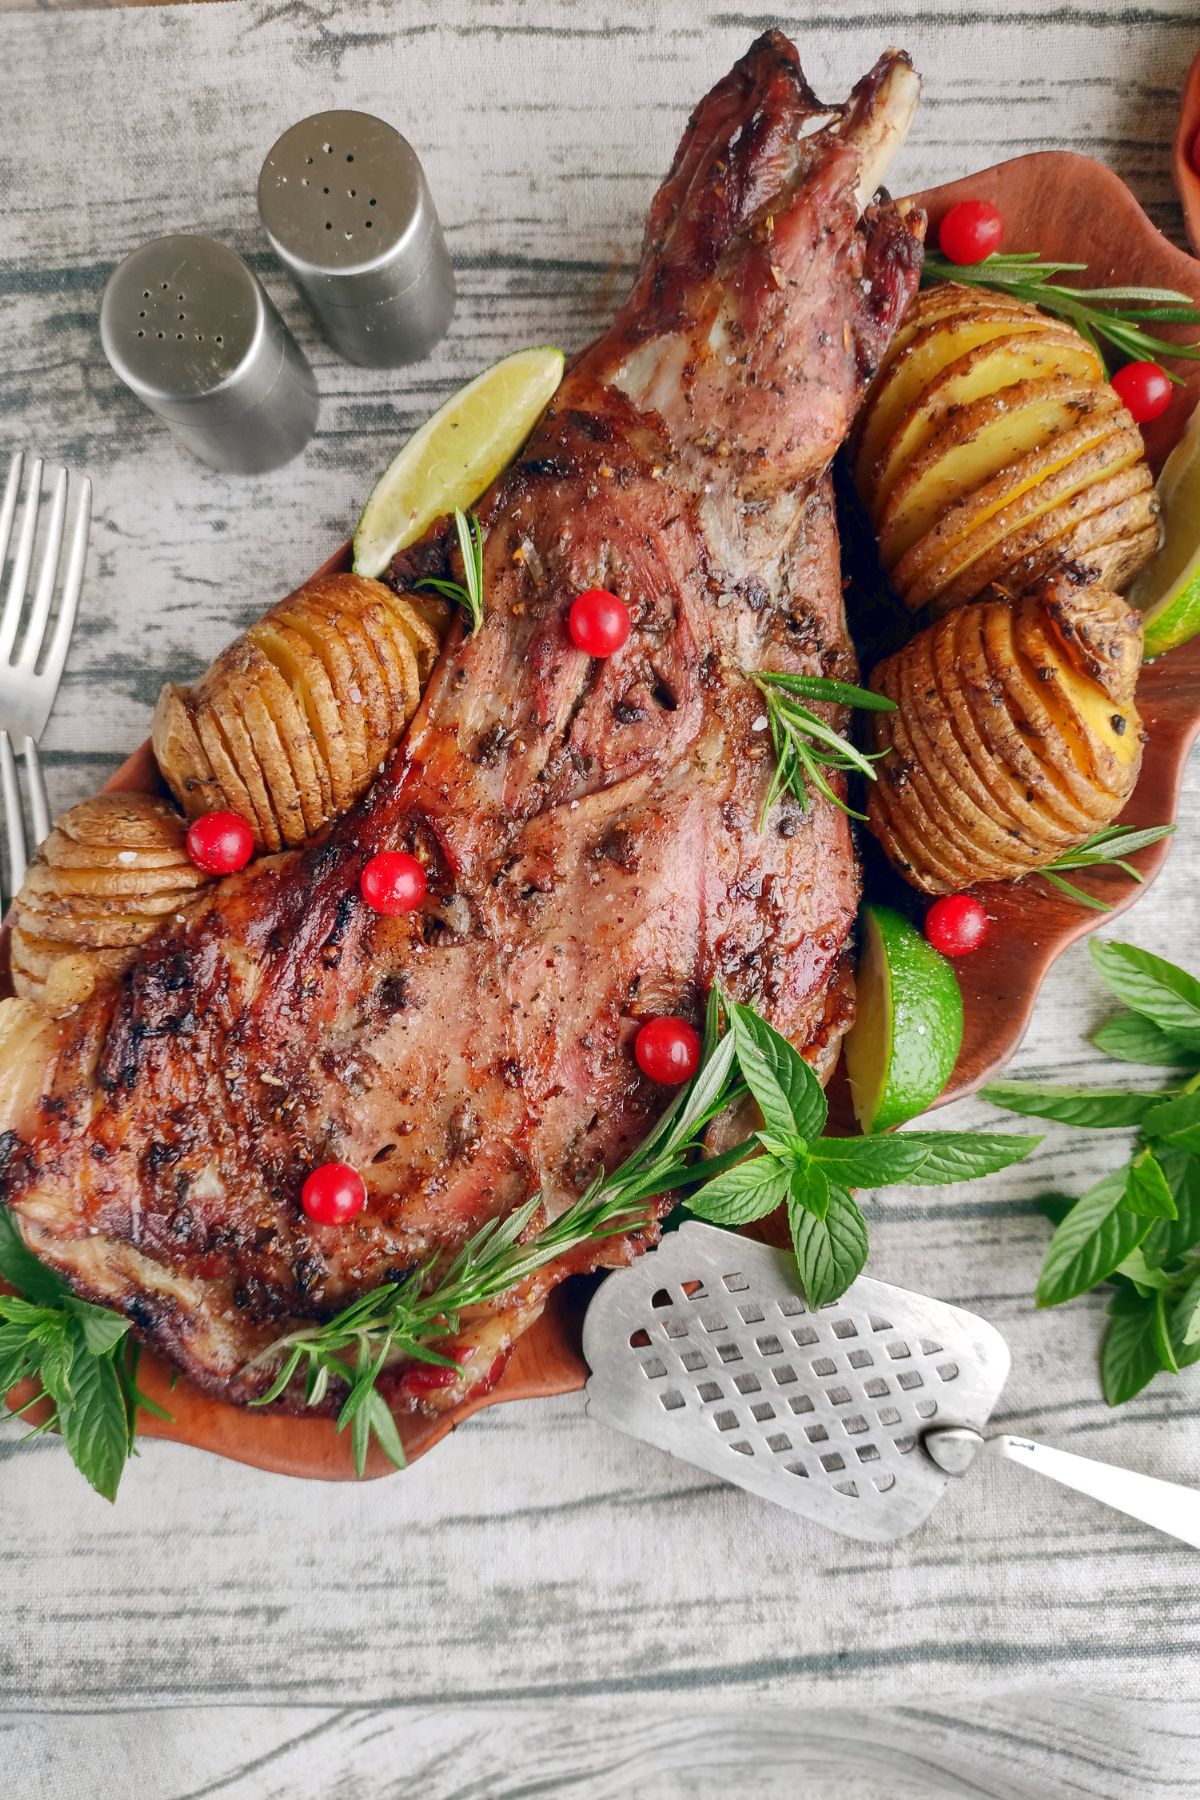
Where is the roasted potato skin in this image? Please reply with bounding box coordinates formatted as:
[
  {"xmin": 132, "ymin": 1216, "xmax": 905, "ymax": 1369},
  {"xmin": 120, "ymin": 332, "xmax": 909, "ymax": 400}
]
[
  {"xmin": 152, "ymin": 572, "xmax": 447, "ymax": 849},
  {"xmin": 854, "ymin": 283, "xmax": 1160, "ymax": 613},
  {"xmin": 866, "ymin": 569, "xmax": 1145, "ymax": 894},
  {"xmin": 10, "ymin": 793, "xmax": 213, "ymax": 1015}
]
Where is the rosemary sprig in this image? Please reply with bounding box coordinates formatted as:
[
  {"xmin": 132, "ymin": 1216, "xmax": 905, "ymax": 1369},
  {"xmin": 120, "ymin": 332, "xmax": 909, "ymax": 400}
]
[
  {"xmin": 415, "ymin": 506, "xmax": 486, "ymax": 634},
  {"xmin": 245, "ymin": 984, "xmax": 1038, "ymax": 1478},
  {"xmin": 922, "ymin": 251, "xmax": 1200, "ymax": 380},
  {"xmin": 1036, "ymin": 823, "xmax": 1177, "ymax": 912},
  {"xmin": 750, "ymin": 670, "xmax": 896, "ymax": 829}
]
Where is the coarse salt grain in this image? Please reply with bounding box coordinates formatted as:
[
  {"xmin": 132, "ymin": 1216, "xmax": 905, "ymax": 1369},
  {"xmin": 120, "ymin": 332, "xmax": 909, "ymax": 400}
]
[{"xmin": 752, "ymin": 715, "xmax": 769, "ymax": 732}]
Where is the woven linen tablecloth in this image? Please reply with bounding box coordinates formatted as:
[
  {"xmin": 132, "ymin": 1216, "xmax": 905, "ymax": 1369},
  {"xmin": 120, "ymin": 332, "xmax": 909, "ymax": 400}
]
[{"xmin": 2, "ymin": 2, "xmax": 1199, "ymax": 1795}]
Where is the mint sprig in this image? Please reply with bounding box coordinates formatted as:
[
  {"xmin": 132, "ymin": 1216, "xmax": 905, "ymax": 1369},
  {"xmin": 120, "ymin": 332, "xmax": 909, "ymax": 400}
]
[
  {"xmin": 0, "ymin": 1212, "xmax": 167, "ymax": 1500},
  {"xmin": 984, "ymin": 938, "xmax": 1200, "ymax": 1405}
]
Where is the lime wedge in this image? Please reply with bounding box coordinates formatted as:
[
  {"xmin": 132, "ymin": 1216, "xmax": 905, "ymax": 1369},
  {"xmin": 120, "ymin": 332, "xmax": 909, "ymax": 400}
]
[
  {"xmin": 844, "ymin": 904, "xmax": 964, "ymax": 1134},
  {"xmin": 353, "ymin": 346, "xmax": 566, "ymax": 579},
  {"xmin": 1129, "ymin": 398, "xmax": 1200, "ymax": 657}
]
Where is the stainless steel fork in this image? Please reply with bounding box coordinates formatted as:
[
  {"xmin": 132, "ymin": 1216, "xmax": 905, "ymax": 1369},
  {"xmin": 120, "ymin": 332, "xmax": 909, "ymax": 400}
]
[{"xmin": 0, "ymin": 451, "xmax": 92, "ymax": 903}]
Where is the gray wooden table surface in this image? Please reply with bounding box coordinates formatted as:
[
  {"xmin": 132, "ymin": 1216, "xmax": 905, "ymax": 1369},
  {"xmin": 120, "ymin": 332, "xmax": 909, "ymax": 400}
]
[{"xmin": 2, "ymin": 2, "xmax": 1199, "ymax": 1795}]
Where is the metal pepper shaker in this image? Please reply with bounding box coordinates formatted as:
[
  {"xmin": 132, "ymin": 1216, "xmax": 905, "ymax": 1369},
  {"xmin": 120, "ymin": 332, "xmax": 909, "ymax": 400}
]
[
  {"xmin": 257, "ymin": 110, "xmax": 456, "ymax": 368},
  {"xmin": 99, "ymin": 235, "xmax": 319, "ymax": 474}
]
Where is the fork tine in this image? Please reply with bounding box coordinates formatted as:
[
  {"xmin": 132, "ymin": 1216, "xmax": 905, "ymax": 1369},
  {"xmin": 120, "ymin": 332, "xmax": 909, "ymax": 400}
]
[
  {"xmin": 0, "ymin": 452, "xmax": 24, "ymax": 571},
  {"xmin": 0, "ymin": 456, "xmax": 42, "ymax": 664},
  {"xmin": 0, "ymin": 729, "xmax": 27, "ymax": 900},
  {"xmin": 23, "ymin": 738, "xmax": 49, "ymax": 847},
  {"xmin": 17, "ymin": 464, "xmax": 67, "ymax": 672},
  {"xmin": 38, "ymin": 474, "xmax": 91, "ymax": 704}
]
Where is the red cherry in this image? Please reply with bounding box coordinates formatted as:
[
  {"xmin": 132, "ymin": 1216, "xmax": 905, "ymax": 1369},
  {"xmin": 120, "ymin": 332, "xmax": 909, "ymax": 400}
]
[
  {"xmin": 1111, "ymin": 361, "xmax": 1172, "ymax": 426},
  {"xmin": 361, "ymin": 851, "xmax": 427, "ymax": 914},
  {"xmin": 925, "ymin": 895, "xmax": 989, "ymax": 958},
  {"xmin": 937, "ymin": 199, "xmax": 1003, "ymax": 265},
  {"xmin": 186, "ymin": 810, "xmax": 254, "ymax": 875},
  {"xmin": 568, "ymin": 588, "xmax": 631, "ymax": 657},
  {"xmin": 635, "ymin": 1015, "xmax": 702, "ymax": 1085},
  {"xmin": 301, "ymin": 1161, "xmax": 366, "ymax": 1226}
]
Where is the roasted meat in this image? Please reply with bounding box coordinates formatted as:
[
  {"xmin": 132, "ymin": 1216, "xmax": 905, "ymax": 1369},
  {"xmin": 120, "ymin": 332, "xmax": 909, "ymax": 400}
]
[{"xmin": 0, "ymin": 32, "xmax": 922, "ymax": 1414}]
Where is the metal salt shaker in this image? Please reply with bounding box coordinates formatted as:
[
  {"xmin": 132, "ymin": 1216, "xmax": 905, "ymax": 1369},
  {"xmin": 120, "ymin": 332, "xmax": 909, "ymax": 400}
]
[
  {"xmin": 99, "ymin": 235, "xmax": 319, "ymax": 474},
  {"xmin": 257, "ymin": 110, "xmax": 456, "ymax": 368}
]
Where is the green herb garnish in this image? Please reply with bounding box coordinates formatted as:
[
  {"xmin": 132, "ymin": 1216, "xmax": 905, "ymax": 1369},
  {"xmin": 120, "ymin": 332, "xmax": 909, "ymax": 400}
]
[
  {"xmin": 984, "ymin": 939, "xmax": 1200, "ymax": 1404},
  {"xmin": 249, "ymin": 989, "xmax": 1037, "ymax": 1475},
  {"xmin": 1035, "ymin": 824, "xmax": 1177, "ymax": 912},
  {"xmin": 415, "ymin": 506, "xmax": 486, "ymax": 635},
  {"xmin": 0, "ymin": 1212, "xmax": 169, "ymax": 1500},
  {"xmin": 922, "ymin": 251, "xmax": 1200, "ymax": 380},
  {"xmin": 750, "ymin": 670, "xmax": 896, "ymax": 829}
]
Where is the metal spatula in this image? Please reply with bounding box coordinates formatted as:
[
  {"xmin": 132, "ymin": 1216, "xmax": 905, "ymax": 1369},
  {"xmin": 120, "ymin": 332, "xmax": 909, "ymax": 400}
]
[{"xmin": 583, "ymin": 1222, "xmax": 1200, "ymax": 1547}]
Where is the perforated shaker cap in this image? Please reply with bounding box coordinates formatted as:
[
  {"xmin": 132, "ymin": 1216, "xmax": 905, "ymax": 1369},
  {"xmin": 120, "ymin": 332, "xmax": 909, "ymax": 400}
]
[
  {"xmin": 99, "ymin": 235, "xmax": 318, "ymax": 473},
  {"xmin": 257, "ymin": 111, "xmax": 456, "ymax": 367}
]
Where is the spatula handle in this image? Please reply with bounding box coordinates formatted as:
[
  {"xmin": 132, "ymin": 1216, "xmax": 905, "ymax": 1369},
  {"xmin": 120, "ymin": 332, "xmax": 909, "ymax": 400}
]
[{"xmin": 989, "ymin": 1434, "xmax": 1200, "ymax": 1548}]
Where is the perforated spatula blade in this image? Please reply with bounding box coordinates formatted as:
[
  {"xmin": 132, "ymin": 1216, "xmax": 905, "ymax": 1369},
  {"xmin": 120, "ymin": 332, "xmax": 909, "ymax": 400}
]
[{"xmin": 583, "ymin": 1222, "xmax": 1200, "ymax": 1547}]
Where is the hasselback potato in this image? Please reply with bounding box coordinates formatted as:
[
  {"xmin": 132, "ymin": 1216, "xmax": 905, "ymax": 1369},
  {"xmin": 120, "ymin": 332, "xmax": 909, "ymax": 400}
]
[
  {"xmin": 853, "ymin": 283, "xmax": 1159, "ymax": 614},
  {"xmin": 866, "ymin": 569, "xmax": 1144, "ymax": 893},
  {"xmin": 153, "ymin": 573, "xmax": 448, "ymax": 849},
  {"xmin": 10, "ymin": 793, "xmax": 213, "ymax": 1015}
]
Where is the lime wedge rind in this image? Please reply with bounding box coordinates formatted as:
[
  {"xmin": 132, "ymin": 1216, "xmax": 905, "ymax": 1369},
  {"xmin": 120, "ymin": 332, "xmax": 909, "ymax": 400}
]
[
  {"xmin": 352, "ymin": 346, "xmax": 566, "ymax": 580},
  {"xmin": 844, "ymin": 903, "xmax": 964, "ymax": 1135},
  {"xmin": 1130, "ymin": 397, "xmax": 1200, "ymax": 658}
]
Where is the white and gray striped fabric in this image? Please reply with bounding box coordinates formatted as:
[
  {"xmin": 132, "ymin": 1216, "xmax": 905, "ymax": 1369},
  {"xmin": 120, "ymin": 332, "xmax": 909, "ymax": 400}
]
[{"xmin": 2, "ymin": 2, "xmax": 1199, "ymax": 1795}]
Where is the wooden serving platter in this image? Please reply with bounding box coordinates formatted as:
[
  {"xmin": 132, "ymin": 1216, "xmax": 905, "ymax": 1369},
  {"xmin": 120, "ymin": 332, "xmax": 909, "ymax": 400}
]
[{"xmin": 6, "ymin": 151, "xmax": 1200, "ymax": 1480}]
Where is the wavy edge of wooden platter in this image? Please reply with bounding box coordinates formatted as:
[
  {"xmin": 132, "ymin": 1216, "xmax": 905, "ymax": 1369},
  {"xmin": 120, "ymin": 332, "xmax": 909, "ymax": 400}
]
[{"xmin": 4, "ymin": 151, "xmax": 1199, "ymax": 1482}]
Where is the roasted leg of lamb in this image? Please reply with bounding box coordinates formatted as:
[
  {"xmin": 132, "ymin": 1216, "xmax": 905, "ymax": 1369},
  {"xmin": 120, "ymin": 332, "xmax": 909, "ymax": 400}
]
[{"xmin": 0, "ymin": 32, "xmax": 922, "ymax": 1416}]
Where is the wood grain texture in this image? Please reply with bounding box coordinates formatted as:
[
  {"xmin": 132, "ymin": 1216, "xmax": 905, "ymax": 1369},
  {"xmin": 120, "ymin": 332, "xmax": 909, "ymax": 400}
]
[{"xmin": 1, "ymin": 3, "xmax": 1200, "ymax": 1791}]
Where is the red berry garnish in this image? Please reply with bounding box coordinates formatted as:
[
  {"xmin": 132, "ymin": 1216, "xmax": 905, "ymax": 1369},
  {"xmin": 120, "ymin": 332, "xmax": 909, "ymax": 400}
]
[
  {"xmin": 301, "ymin": 1161, "xmax": 366, "ymax": 1226},
  {"xmin": 635, "ymin": 1015, "xmax": 702, "ymax": 1085},
  {"xmin": 568, "ymin": 588, "xmax": 631, "ymax": 657},
  {"xmin": 1111, "ymin": 360, "xmax": 1172, "ymax": 426},
  {"xmin": 937, "ymin": 199, "xmax": 1003, "ymax": 265},
  {"xmin": 925, "ymin": 895, "xmax": 988, "ymax": 958},
  {"xmin": 186, "ymin": 809, "xmax": 254, "ymax": 875},
  {"xmin": 360, "ymin": 851, "xmax": 427, "ymax": 914}
]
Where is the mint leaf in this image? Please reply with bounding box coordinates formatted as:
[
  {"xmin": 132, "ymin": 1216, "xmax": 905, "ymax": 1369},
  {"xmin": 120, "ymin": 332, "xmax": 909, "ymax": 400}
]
[
  {"xmin": 1112, "ymin": 1245, "xmax": 1172, "ymax": 1293},
  {"xmin": 1121, "ymin": 1147, "xmax": 1178, "ymax": 1219},
  {"xmin": 886, "ymin": 1131, "xmax": 1041, "ymax": 1184},
  {"xmin": 789, "ymin": 1159, "xmax": 830, "ymax": 1223},
  {"xmin": 1140, "ymin": 1089, "xmax": 1200, "ymax": 1152},
  {"xmin": 0, "ymin": 1211, "xmax": 70, "ymax": 1307},
  {"xmin": 1091, "ymin": 941, "xmax": 1200, "ymax": 1047},
  {"xmin": 982, "ymin": 1081, "xmax": 1179, "ymax": 1129},
  {"xmin": 787, "ymin": 1180, "xmax": 867, "ymax": 1307},
  {"xmin": 687, "ymin": 1154, "xmax": 790, "ymax": 1226},
  {"xmin": 1092, "ymin": 1011, "xmax": 1198, "ymax": 1067},
  {"xmin": 808, "ymin": 1136, "xmax": 930, "ymax": 1186},
  {"xmin": 1037, "ymin": 1169, "xmax": 1151, "ymax": 1306},
  {"xmin": 67, "ymin": 1300, "xmax": 131, "ymax": 1359},
  {"xmin": 1102, "ymin": 1290, "xmax": 1174, "ymax": 1405},
  {"xmin": 58, "ymin": 1328, "xmax": 131, "ymax": 1502},
  {"xmin": 1173, "ymin": 1276, "xmax": 1200, "ymax": 1361},
  {"xmin": 1142, "ymin": 1148, "xmax": 1200, "ymax": 1269},
  {"xmin": 726, "ymin": 998, "xmax": 826, "ymax": 1141}
]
